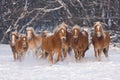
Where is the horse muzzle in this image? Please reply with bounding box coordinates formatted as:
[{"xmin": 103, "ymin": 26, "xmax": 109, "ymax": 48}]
[
  {"xmin": 97, "ymin": 32, "xmax": 101, "ymax": 38},
  {"xmin": 27, "ymin": 37, "xmax": 32, "ymax": 41},
  {"xmin": 61, "ymin": 37, "xmax": 66, "ymax": 42},
  {"xmin": 22, "ymin": 43, "xmax": 27, "ymax": 48},
  {"xmin": 74, "ymin": 37, "xmax": 78, "ymax": 42}
]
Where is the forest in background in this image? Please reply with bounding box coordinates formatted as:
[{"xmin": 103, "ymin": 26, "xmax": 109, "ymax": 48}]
[{"xmin": 0, "ymin": 0, "xmax": 120, "ymax": 45}]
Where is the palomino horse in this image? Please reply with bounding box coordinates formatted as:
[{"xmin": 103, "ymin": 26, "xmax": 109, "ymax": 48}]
[
  {"xmin": 10, "ymin": 31, "xmax": 19, "ymax": 61},
  {"xmin": 92, "ymin": 21, "xmax": 110, "ymax": 61},
  {"xmin": 41, "ymin": 24, "xmax": 67, "ymax": 64},
  {"xmin": 71, "ymin": 25, "xmax": 89, "ymax": 61},
  {"xmin": 10, "ymin": 32, "xmax": 28, "ymax": 61},
  {"xmin": 26, "ymin": 27, "xmax": 42, "ymax": 58}
]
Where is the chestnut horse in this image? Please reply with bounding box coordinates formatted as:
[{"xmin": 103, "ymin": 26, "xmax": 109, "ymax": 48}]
[
  {"xmin": 26, "ymin": 27, "xmax": 42, "ymax": 58},
  {"xmin": 71, "ymin": 25, "xmax": 89, "ymax": 61},
  {"xmin": 41, "ymin": 24, "xmax": 67, "ymax": 64},
  {"xmin": 92, "ymin": 21, "xmax": 110, "ymax": 61},
  {"xmin": 10, "ymin": 32, "xmax": 28, "ymax": 61},
  {"xmin": 54, "ymin": 22, "xmax": 72, "ymax": 59}
]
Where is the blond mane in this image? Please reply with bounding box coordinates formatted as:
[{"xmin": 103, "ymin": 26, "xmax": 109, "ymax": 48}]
[
  {"xmin": 72, "ymin": 25, "xmax": 80, "ymax": 31},
  {"xmin": 94, "ymin": 21, "xmax": 106, "ymax": 39}
]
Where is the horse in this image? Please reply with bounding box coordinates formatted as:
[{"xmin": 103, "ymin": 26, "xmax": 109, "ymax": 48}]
[
  {"xmin": 41, "ymin": 24, "xmax": 67, "ymax": 64},
  {"xmin": 92, "ymin": 21, "xmax": 110, "ymax": 61},
  {"xmin": 62, "ymin": 30, "xmax": 72, "ymax": 59},
  {"xmin": 54, "ymin": 22, "xmax": 73, "ymax": 59},
  {"xmin": 26, "ymin": 27, "xmax": 42, "ymax": 58},
  {"xmin": 71, "ymin": 25, "xmax": 89, "ymax": 61},
  {"xmin": 10, "ymin": 31, "xmax": 19, "ymax": 61},
  {"xmin": 10, "ymin": 32, "xmax": 28, "ymax": 61}
]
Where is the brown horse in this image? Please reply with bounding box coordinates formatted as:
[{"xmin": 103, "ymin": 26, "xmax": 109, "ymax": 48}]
[
  {"xmin": 10, "ymin": 32, "xmax": 28, "ymax": 61},
  {"xmin": 26, "ymin": 27, "xmax": 42, "ymax": 58},
  {"xmin": 92, "ymin": 21, "xmax": 110, "ymax": 61},
  {"xmin": 71, "ymin": 25, "xmax": 89, "ymax": 61},
  {"xmin": 41, "ymin": 25, "xmax": 67, "ymax": 64}
]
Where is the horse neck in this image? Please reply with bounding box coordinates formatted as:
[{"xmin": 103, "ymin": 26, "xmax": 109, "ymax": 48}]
[
  {"xmin": 54, "ymin": 32, "xmax": 61, "ymax": 40},
  {"xmin": 31, "ymin": 32, "xmax": 36, "ymax": 39},
  {"xmin": 101, "ymin": 30, "xmax": 106, "ymax": 39}
]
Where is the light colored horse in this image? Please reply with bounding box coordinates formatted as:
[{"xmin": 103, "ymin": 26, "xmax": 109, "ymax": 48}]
[
  {"xmin": 10, "ymin": 31, "xmax": 19, "ymax": 61},
  {"xmin": 26, "ymin": 27, "xmax": 42, "ymax": 58},
  {"xmin": 92, "ymin": 21, "xmax": 110, "ymax": 61}
]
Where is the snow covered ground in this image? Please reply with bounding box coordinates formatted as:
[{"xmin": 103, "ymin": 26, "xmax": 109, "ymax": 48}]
[{"xmin": 0, "ymin": 44, "xmax": 120, "ymax": 80}]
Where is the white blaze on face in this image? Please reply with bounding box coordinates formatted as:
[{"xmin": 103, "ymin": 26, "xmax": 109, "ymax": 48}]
[
  {"xmin": 23, "ymin": 37, "xmax": 26, "ymax": 41},
  {"xmin": 23, "ymin": 38, "xmax": 27, "ymax": 47},
  {"xmin": 11, "ymin": 35, "xmax": 15, "ymax": 46},
  {"xmin": 96, "ymin": 26, "xmax": 101, "ymax": 37},
  {"xmin": 27, "ymin": 30, "xmax": 32, "ymax": 40},
  {"xmin": 74, "ymin": 29, "xmax": 78, "ymax": 38},
  {"xmin": 60, "ymin": 29, "xmax": 66, "ymax": 41},
  {"xmin": 97, "ymin": 25, "xmax": 100, "ymax": 31},
  {"xmin": 75, "ymin": 29, "xmax": 77, "ymax": 35},
  {"xmin": 61, "ymin": 29, "xmax": 64, "ymax": 34}
]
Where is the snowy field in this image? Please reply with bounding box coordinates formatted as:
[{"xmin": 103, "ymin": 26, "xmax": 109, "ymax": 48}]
[{"xmin": 0, "ymin": 44, "xmax": 120, "ymax": 80}]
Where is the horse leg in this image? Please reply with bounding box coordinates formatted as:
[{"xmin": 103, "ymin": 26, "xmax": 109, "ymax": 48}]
[
  {"xmin": 49, "ymin": 51, "xmax": 53, "ymax": 64},
  {"xmin": 79, "ymin": 51, "xmax": 83, "ymax": 60},
  {"xmin": 32, "ymin": 48, "xmax": 38, "ymax": 59},
  {"xmin": 94, "ymin": 48, "xmax": 98, "ymax": 58},
  {"xmin": 82, "ymin": 51, "xmax": 85, "ymax": 58},
  {"xmin": 13, "ymin": 52, "xmax": 17, "ymax": 61},
  {"xmin": 64, "ymin": 46, "xmax": 69, "ymax": 59},
  {"xmin": 41, "ymin": 49, "xmax": 46, "ymax": 59},
  {"xmin": 17, "ymin": 52, "xmax": 21, "ymax": 61},
  {"xmin": 73, "ymin": 48, "xmax": 78, "ymax": 61},
  {"xmin": 103, "ymin": 46, "xmax": 109, "ymax": 58},
  {"xmin": 56, "ymin": 50, "xmax": 62, "ymax": 63},
  {"xmin": 98, "ymin": 49, "xmax": 102, "ymax": 61}
]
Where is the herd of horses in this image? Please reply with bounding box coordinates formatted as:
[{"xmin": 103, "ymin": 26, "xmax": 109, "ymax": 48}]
[{"xmin": 10, "ymin": 21, "xmax": 110, "ymax": 64}]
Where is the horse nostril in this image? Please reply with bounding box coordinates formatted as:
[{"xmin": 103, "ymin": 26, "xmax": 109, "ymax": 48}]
[
  {"xmin": 74, "ymin": 38, "xmax": 78, "ymax": 42},
  {"xmin": 23, "ymin": 43, "xmax": 27, "ymax": 48},
  {"xmin": 27, "ymin": 37, "xmax": 31, "ymax": 41},
  {"xmin": 61, "ymin": 37, "xmax": 66, "ymax": 42},
  {"xmin": 63, "ymin": 38, "xmax": 66, "ymax": 41},
  {"xmin": 97, "ymin": 32, "xmax": 101, "ymax": 38}
]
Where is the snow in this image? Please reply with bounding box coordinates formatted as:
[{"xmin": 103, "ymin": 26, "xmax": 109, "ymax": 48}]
[{"xmin": 0, "ymin": 44, "xmax": 120, "ymax": 80}]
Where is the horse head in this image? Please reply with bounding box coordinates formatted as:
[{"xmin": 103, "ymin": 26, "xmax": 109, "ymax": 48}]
[
  {"xmin": 72, "ymin": 25, "xmax": 80, "ymax": 42},
  {"xmin": 26, "ymin": 27, "xmax": 35, "ymax": 41},
  {"xmin": 56, "ymin": 26, "xmax": 67, "ymax": 42},
  {"xmin": 10, "ymin": 31, "xmax": 19, "ymax": 46},
  {"xmin": 94, "ymin": 21, "xmax": 105, "ymax": 38},
  {"xmin": 20, "ymin": 34, "xmax": 28, "ymax": 48}
]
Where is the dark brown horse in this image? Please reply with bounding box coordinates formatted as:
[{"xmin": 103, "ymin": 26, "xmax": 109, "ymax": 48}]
[
  {"xmin": 10, "ymin": 32, "xmax": 28, "ymax": 61},
  {"xmin": 41, "ymin": 24, "xmax": 67, "ymax": 64},
  {"xmin": 26, "ymin": 27, "xmax": 42, "ymax": 58},
  {"xmin": 92, "ymin": 21, "xmax": 110, "ymax": 61},
  {"xmin": 71, "ymin": 25, "xmax": 89, "ymax": 61}
]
